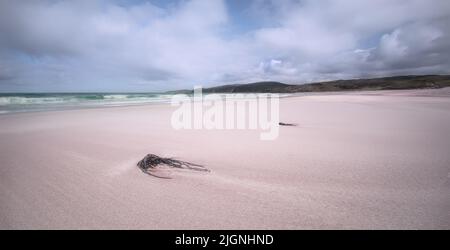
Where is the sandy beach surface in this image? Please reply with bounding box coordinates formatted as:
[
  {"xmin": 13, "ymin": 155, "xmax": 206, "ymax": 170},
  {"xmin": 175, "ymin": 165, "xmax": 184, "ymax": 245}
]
[{"xmin": 1, "ymin": 89, "xmax": 449, "ymax": 229}]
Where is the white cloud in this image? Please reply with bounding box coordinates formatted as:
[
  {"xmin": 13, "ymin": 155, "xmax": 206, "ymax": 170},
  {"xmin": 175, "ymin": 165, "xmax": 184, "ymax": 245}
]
[{"xmin": 0, "ymin": 0, "xmax": 450, "ymax": 91}]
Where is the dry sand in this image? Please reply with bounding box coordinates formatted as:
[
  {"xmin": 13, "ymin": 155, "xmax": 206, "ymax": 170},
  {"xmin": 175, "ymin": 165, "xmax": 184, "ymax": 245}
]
[{"xmin": 1, "ymin": 89, "xmax": 449, "ymax": 229}]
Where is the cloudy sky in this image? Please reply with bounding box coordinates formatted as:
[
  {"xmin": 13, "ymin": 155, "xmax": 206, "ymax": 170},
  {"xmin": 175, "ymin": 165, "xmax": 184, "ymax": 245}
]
[{"xmin": 1, "ymin": 0, "xmax": 450, "ymax": 92}]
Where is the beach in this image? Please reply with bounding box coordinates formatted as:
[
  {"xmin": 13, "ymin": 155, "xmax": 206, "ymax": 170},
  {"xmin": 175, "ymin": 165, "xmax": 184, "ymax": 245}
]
[{"xmin": 1, "ymin": 89, "xmax": 449, "ymax": 229}]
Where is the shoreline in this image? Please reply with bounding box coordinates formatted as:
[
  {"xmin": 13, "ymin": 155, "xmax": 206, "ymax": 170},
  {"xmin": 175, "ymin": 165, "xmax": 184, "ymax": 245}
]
[{"xmin": 2, "ymin": 87, "xmax": 450, "ymax": 116}]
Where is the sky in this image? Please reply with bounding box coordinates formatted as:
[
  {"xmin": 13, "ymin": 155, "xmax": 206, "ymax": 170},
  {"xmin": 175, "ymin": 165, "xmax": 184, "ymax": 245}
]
[{"xmin": 1, "ymin": 0, "xmax": 450, "ymax": 92}]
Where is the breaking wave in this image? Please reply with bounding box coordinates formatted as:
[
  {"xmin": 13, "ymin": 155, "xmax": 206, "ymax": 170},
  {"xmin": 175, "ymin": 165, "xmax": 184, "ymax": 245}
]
[{"xmin": 0, "ymin": 93, "xmax": 173, "ymax": 113}]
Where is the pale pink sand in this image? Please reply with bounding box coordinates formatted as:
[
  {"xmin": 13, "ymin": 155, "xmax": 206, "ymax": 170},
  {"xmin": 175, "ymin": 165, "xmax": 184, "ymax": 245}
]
[{"xmin": 0, "ymin": 89, "xmax": 449, "ymax": 229}]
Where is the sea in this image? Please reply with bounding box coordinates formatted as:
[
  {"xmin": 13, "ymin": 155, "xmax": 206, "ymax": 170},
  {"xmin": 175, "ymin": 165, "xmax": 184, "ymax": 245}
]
[
  {"xmin": 0, "ymin": 93, "xmax": 175, "ymax": 114},
  {"xmin": 0, "ymin": 92, "xmax": 296, "ymax": 115}
]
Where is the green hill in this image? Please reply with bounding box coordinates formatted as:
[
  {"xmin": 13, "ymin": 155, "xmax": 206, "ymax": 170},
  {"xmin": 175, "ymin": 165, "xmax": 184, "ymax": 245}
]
[{"xmin": 167, "ymin": 75, "xmax": 450, "ymax": 94}]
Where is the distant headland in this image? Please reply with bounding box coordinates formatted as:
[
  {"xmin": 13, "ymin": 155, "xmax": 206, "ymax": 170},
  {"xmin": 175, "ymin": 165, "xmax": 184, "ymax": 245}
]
[{"xmin": 166, "ymin": 75, "xmax": 450, "ymax": 94}]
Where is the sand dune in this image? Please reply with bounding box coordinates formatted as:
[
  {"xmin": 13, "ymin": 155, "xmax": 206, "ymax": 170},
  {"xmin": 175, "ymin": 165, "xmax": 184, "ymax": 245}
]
[{"xmin": 0, "ymin": 89, "xmax": 449, "ymax": 229}]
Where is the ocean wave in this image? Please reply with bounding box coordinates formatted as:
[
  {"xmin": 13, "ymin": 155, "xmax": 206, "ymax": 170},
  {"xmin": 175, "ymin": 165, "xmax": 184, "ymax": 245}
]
[
  {"xmin": 0, "ymin": 93, "xmax": 170, "ymax": 106},
  {"xmin": 0, "ymin": 92, "xmax": 287, "ymax": 114},
  {"xmin": 0, "ymin": 93, "xmax": 174, "ymax": 115},
  {"xmin": 0, "ymin": 96, "xmax": 71, "ymax": 105}
]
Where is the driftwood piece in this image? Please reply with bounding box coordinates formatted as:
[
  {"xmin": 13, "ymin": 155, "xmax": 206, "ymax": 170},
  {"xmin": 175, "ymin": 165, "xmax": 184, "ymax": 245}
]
[
  {"xmin": 279, "ymin": 122, "xmax": 297, "ymax": 126},
  {"xmin": 137, "ymin": 154, "xmax": 209, "ymax": 178}
]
